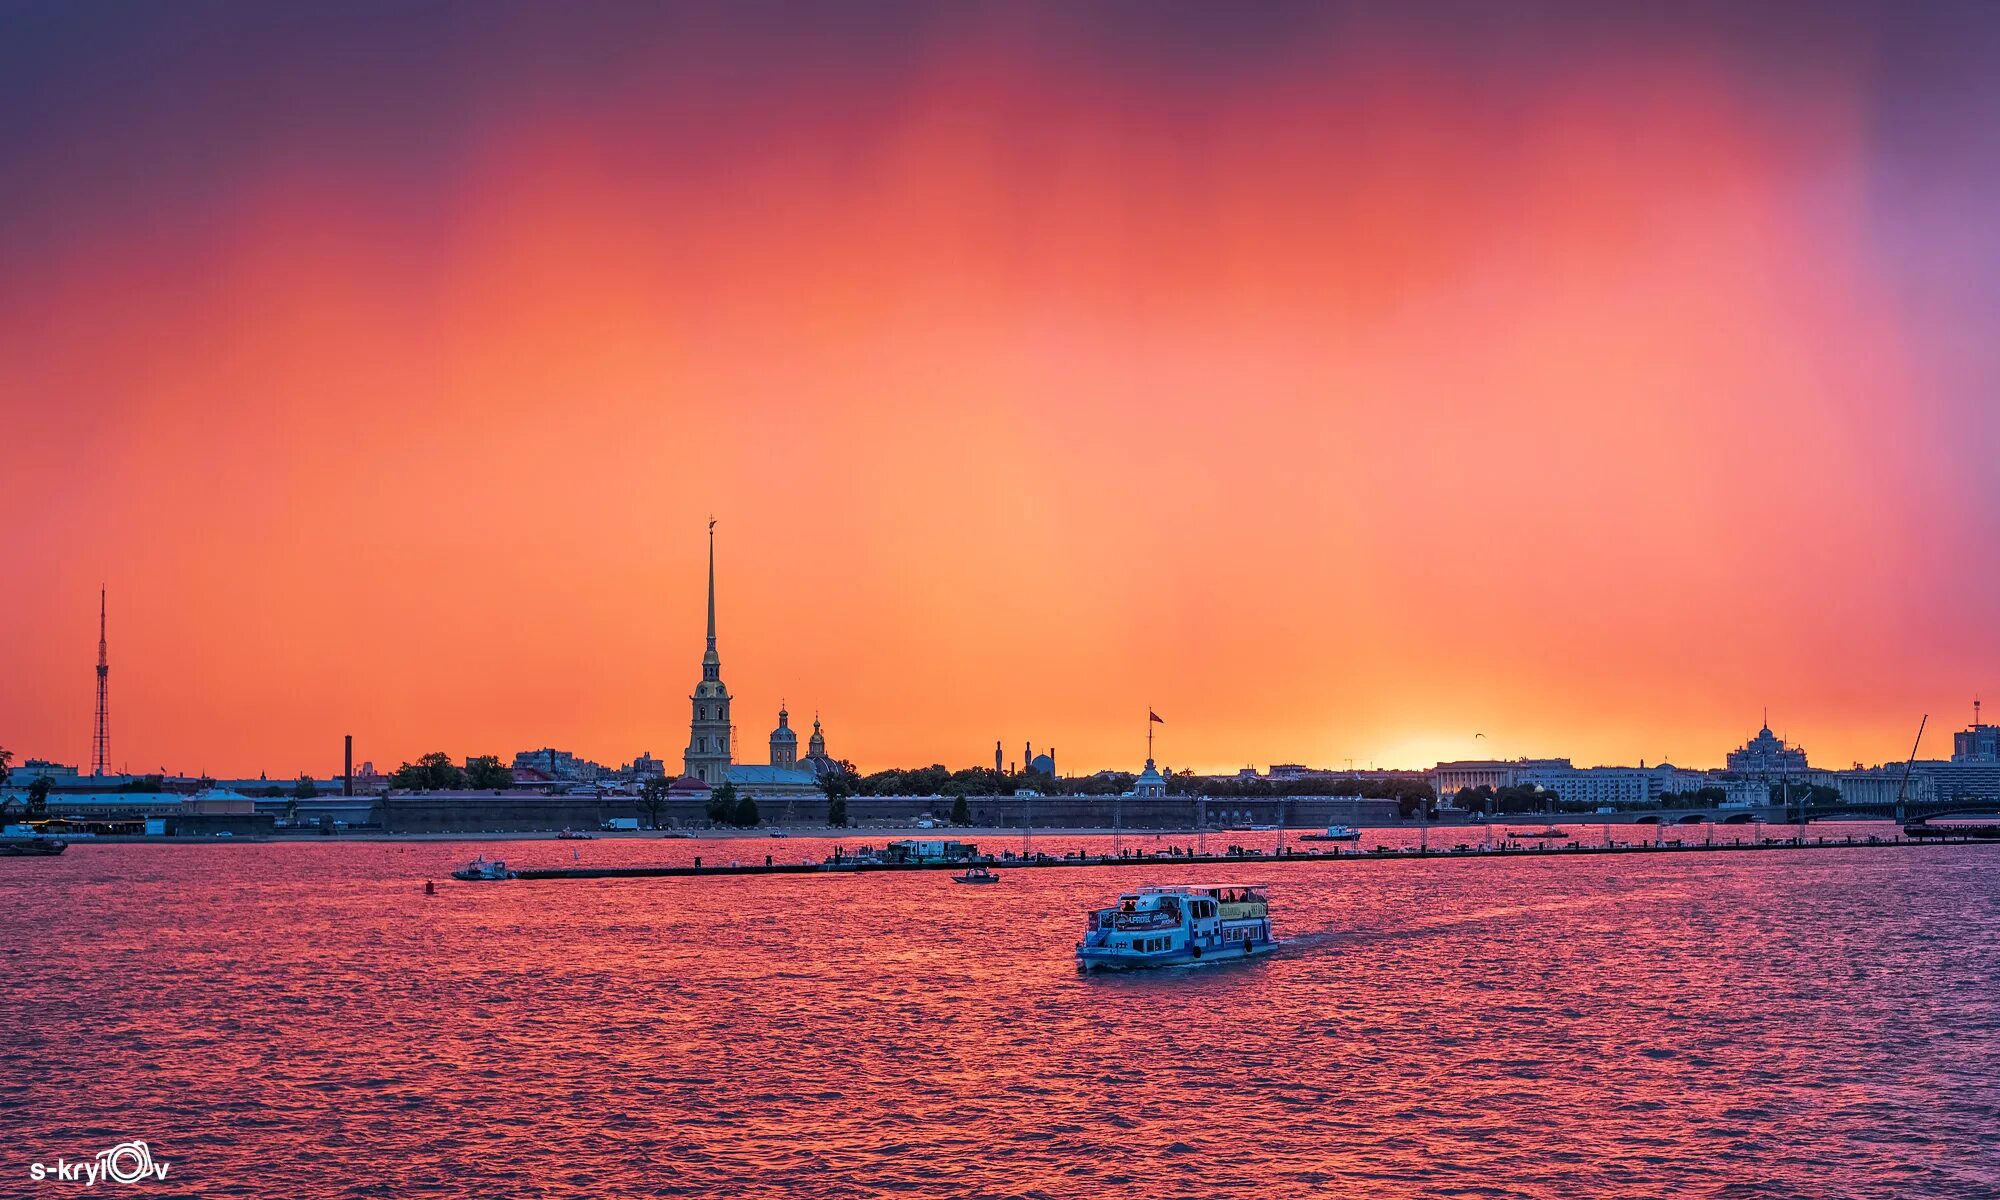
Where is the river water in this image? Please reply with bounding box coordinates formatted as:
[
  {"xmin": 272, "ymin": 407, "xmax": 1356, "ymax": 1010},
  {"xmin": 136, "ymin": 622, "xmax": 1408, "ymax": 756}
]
[{"xmin": 4, "ymin": 829, "xmax": 1997, "ymax": 1198}]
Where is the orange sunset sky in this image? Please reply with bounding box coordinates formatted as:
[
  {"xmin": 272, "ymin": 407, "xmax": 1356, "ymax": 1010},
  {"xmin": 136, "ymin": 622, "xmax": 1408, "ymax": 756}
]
[{"xmin": 3, "ymin": 3, "xmax": 1998, "ymax": 778}]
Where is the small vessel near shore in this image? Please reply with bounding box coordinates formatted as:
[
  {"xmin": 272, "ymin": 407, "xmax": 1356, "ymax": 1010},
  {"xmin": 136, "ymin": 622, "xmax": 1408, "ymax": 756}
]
[
  {"xmin": 1076, "ymin": 884, "xmax": 1277, "ymax": 972},
  {"xmin": 1507, "ymin": 827, "xmax": 1571, "ymax": 840},
  {"xmin": 0, "ymin": 835, "xmax": 68, "ymax": 857},
  {"xmin": 1299, "ymin": 825, "xmax": 1361, "ymax": 842},
  {"xmin": 952, "ymin": 865, "xmax": 1000, "ymax": 885},
  {"xmin": 451, "ymin": 855, "xmax": 516, "ymax": 881},
  {"xmin": 556, "ymin": 829, "xmax": 593, "ymax": 840}
]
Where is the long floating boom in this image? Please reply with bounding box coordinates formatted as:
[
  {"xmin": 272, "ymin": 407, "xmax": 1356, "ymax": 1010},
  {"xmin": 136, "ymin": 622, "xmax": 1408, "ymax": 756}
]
[{"xmin": 505, "ymin": 832, "xmax": 1997, "ymax": 882}]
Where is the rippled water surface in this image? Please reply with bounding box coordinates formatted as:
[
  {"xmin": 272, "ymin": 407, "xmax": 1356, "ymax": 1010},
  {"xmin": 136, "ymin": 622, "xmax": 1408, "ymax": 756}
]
[{"xmin": 5, "ymin": 832, "xmax": 1998, "ymax": 1198}]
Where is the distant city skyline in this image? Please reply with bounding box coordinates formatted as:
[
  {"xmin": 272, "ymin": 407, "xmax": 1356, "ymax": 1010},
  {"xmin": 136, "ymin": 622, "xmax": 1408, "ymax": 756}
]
[
  {"xmin": 4, "ymin": 5, "xmax": 1999, "ymax": 778},
  {"xmin": 1, "ymin": 575, "xmax": 1987, "ymax": 779},
  {"xmin": 4, "ymin": 601, "xmax": 1988, "ymax": 782}
]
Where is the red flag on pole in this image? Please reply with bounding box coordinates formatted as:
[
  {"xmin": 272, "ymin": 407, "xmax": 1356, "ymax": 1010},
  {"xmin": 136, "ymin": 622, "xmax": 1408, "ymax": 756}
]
[{"xmin": 1149, "ymin": 711, "xmax": 1164, "ymax": 723}]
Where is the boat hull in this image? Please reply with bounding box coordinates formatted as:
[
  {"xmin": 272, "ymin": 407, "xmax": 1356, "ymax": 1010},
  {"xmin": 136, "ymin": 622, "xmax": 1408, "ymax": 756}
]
[
  {"xmin": 0, "ymin": 838, "xmax": 68, "ymax": 857},
  {"xmin": 1076, "ymin": 940, "xmax": 1278, "ymax": 973}
]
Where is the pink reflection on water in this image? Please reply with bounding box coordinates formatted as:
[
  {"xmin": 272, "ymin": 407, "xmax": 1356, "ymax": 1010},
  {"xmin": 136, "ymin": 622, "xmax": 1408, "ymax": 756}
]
[{"xmin": 1, "ymin": 829, "xmax": 1994, "ymax": 1198}]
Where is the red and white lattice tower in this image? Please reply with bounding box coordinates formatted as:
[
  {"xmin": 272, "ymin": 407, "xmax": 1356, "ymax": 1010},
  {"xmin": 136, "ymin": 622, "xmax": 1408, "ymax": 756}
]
[{"xmin": 91, "ymin": 587, "xmax": 109, "ymax": 776}]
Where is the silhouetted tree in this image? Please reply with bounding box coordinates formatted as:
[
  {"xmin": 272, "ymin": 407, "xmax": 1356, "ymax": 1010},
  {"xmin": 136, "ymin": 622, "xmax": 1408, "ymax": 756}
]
[
  {"xmin": 464, "ymin": 755, "xmax": 514, "ymax": 790},
  {"xmin": 392, "ymin": 752, "xmax": 465, "ymax": 791},
  {"xmin": 732, "ymin": 791, "xmax": 760, "ymax": 827},
  {"xmin": 294, "ymin": 774, "xmax": 319, "ymax": 800},
  {"xmin": 816, "ymin": 760, "xmax": 860, "ymax": 827},
  {"xmin": 638, "ymin": 776, "xmax": 671, "ymax": 830},
  {"xmin": 25, "ymin": 777, "xmax": 52, "ymax": 818},
  {"xmin": 951, "ymin": 795, "xmax": 970, "ymax": 825},
  {"xmin": 0, "ymin": 747, "xmax": 12, "ymax": 791},
  {"xmin": 707, "ymin": 781, "xmax": 739, "ymax": 825}
]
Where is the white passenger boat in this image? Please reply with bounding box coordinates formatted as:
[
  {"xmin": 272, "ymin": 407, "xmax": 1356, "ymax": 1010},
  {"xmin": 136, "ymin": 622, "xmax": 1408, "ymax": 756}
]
[
  {"xmin": 1299, "ymin": 825, "xmax": 1361, "ymax": 842},
  {"xmin": 1076, "ymin": 884, "xmax": 1277, "ymax": 972},
  {"xmin": 451, "ymin": 855, "xmax": 516, "ymax": 881}
]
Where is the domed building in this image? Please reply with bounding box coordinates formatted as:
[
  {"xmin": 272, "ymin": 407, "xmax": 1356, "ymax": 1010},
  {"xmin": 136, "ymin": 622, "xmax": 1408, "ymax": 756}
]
[
  {"xmin": 728, "ymin": 704, "xmax": 828, "ymax": 796},
  {"xmin": 1725, "ymin": 719, "xmax": 1810, "ymax": 779},
  {"xmin": 726, "ymin": 706, "xmax": 836, "ymax": 796}
]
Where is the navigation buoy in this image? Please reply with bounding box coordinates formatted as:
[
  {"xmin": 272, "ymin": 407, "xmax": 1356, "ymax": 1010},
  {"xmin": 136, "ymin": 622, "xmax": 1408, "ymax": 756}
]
[{"xmin": 424, "ymin": 880, "xmax": 435, "ymax": 895}]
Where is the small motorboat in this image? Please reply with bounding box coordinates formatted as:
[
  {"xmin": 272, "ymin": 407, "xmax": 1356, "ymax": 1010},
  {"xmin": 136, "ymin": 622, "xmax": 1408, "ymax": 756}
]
[
  {"xmin": 451, "ymin": 855, "xmax": 516, "ymax": 881},
  {"xmin": 0, "ymin": 836, "xmax": 68, "ymax": 857},
  {"xmin": 556, "ymin": 829, "xmax": 593, "ymax": 840},
  {"xmin": 952, "ymin": 866, "xmax": 1001, "ymax": 885},
  {"xmin": 1299, "ymin": 825, "xmax": 1361, "ymax": 842},
  {"xmin": 1507, "ymin": 827, "xmax": 1571, "ymax": 840},
  {"xmin": 769, "ymin": 831, "xmax": 789, "ymax": 839}
]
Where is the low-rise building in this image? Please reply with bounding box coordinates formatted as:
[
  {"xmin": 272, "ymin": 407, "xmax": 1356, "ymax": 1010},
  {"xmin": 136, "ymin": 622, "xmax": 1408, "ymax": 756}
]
[
  {"xmin": 6, "ymin": 759, "xmax": 80, "ymax": 784},
  {"xmin": 1431, "ymin": 760, "xmax": 1521, "ymax": 796},
  {"xmin": 1835, "ymin": 768, "xmax": 1937, "ymax": 807},
  {"xmin": 625, "ymin": 752, "xmax": 668, "ymax": 779},
  {"xmin": 510, "ymin": 748, "xmax": 607, "ymax": 783}
]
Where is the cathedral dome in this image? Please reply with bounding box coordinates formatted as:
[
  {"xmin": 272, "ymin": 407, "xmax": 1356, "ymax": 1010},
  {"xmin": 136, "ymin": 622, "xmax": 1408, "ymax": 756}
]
[
  {"xmin": 768, "ymin": 705, "xmax": 800, "ymax": 769},
  {"xmin": 797, "ymin": 715, "xmax": 834, "ymax": 776}
]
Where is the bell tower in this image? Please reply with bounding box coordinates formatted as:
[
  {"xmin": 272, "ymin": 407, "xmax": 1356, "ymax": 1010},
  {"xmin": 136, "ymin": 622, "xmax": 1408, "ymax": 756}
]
[
  {"xmin": 770, "ymin": 705, "xmax": 799, "ymax": 768},
  {"xmin": 683, "ymin": 520, "xmax": 733, "ymax": 784}
]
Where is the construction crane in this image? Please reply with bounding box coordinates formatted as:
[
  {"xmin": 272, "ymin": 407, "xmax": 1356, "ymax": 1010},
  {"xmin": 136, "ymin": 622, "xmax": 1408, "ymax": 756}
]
[{"xmin": 1893, "ymin": 714, "xmax": 1928, "ymax": 818}]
